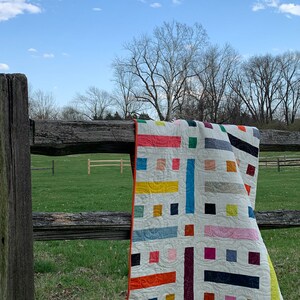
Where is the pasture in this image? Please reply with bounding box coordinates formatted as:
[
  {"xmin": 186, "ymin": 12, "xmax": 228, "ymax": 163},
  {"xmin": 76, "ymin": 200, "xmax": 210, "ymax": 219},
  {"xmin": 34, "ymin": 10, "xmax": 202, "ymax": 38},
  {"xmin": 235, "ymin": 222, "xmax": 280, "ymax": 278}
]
[{"xmin": 31, "ymin": 153, "xmax": 300, "ymax": 299}]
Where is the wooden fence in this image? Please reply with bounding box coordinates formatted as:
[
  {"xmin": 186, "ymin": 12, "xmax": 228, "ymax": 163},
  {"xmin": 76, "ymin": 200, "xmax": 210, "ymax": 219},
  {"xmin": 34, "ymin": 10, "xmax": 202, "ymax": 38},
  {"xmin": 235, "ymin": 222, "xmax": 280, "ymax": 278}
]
[
  {"xmin": 1, "ymin": 74, "xmax": 300, "ymax": 299},
  {"xmin": 31, "ymin": 160, "xmax": 55, "ymax": 175},
  {"xmin": 32, "ymin": 210, "xmax": 300, "ymax": 241},
  {"xmin": 259, "ymin": 157, "xmax": 300, "ymax": 172},
  {"xmin": 88, "ymin": 159, "xmax": 131, "ymax": 175}
]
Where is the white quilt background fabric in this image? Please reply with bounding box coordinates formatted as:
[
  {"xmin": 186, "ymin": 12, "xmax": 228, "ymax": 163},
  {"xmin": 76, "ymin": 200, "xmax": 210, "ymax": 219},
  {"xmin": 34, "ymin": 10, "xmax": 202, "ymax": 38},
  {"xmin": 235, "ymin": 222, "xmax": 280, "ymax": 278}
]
[{"xmin": 128, "ymin": 120, "xmax": 282, "ymax": 300}]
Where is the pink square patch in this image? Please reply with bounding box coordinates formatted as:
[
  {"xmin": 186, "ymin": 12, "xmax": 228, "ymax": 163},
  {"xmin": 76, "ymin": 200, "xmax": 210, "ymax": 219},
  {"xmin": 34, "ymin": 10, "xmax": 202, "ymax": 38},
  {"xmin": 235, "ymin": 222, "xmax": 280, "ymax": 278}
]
[
  {"xmin": 205, "ymin": 160, "xmax": 216, "ymax": 171},
  {"xmin": 149, "ymin": 251, "xmax": 159, "ymax": 263},
  {"xmin": 156, "ymin": 159, "xmax": 166, "ymax": 171},
  {"xmin": 168, "ymin": 249, "xmax": 177, "ymax": 262}
]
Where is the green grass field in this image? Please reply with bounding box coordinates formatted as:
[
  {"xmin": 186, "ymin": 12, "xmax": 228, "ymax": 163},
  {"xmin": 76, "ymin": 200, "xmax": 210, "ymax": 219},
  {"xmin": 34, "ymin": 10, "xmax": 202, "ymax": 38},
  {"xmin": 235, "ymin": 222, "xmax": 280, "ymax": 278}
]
[{"xmin": 31, "ymin": 153, "xmax": 300, "ymax": 299}]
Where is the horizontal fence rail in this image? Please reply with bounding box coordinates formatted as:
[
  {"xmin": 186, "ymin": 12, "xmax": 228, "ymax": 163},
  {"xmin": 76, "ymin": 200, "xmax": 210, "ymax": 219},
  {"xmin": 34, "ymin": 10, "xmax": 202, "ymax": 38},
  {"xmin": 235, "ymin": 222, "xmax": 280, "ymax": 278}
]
[
  {"xmin": 259, "ymin": 158, "xmax": 300, "ymax": 171},
  {"xmin": 32, "ymin": 210, "xmax": 300, "ymax": 241},
  {"xmin": 29, "ymin": 120, "xmax": 300, "ymax": 156},
  {"xmin": 31, "ymin": 160, "xmax": 55, "ymax": 175},
  {"xmin": 30, "ymin": 120, "xmax": 135, "ymax": 155},
  {"xmin": 88, "ymin": 159, "xmax": 131, "ymax": 175}
]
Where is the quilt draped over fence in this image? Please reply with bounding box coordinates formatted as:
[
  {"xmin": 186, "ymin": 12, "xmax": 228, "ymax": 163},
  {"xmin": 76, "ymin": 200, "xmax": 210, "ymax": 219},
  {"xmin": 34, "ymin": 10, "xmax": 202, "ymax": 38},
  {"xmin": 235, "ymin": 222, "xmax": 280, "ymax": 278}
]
[{"xmin": 128, "ymin": 120, "xmax": 282, "ymax": 300}]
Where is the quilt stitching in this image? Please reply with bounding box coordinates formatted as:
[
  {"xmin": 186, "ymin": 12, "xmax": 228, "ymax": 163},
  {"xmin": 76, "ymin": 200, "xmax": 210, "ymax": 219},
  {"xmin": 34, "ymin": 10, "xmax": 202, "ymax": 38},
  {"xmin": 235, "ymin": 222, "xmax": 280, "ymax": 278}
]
[{"xmin": 128, "ymin": 120, "xmax": 282, "ymax": 300}]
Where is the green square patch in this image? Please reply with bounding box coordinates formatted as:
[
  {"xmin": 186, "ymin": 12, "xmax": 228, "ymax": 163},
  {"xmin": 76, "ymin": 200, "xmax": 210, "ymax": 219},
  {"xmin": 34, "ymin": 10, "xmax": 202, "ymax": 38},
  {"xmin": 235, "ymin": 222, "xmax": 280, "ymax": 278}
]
[
  {"xmin": 219, "ymin": 125, "xmax": 226, "ymax": 132},
  {"xmin": 137, "ymin": 119, "xmax": 147, "ymax": 123},
  {"xmin": 189, "ymin": 137, "xmax": 197, "ymax": 148}
]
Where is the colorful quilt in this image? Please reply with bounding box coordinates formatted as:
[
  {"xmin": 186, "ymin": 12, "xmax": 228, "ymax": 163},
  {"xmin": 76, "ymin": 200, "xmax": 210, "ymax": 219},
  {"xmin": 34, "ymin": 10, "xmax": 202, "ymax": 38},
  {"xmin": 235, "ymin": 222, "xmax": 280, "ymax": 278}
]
[{"xmin": 128, "ymin": 120, "xmax": 282, "ymax": 300}]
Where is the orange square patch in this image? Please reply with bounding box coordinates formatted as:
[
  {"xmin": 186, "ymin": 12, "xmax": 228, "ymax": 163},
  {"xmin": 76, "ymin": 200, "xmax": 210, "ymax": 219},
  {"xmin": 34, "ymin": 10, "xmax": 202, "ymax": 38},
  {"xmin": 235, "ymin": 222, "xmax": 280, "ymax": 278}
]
[
  {"xmin": 226, "ymin": 160, "xmax": 237, "ymax": 172},
  {"xmin": 153, "ymin": 204, "xmax": 162, "ymax": 217},
  {"xmin": 185, "ymin": 224, "xmax": 194, "ymax": 236}
]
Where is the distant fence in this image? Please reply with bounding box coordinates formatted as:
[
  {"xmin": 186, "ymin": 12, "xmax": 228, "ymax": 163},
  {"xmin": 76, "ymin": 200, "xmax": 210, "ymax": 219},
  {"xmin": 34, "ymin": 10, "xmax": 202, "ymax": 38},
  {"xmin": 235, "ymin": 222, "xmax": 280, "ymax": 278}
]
[
  {"xmin": 88, "ymin": 159, "xmax": 131, "ymax": 175},
  {"xmin": 259, "ymin": 157, "xmax": 300, "ymax": 172},
  {"xmin": 31, "ymin": 160, "xmax": 55, "ymax": 175}
]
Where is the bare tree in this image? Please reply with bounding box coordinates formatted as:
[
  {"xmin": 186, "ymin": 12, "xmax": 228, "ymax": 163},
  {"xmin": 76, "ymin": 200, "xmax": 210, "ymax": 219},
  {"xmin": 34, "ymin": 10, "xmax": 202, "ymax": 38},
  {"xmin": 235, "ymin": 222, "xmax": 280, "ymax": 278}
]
[
  {"xmin": 231, "ymin": 54, "xmax": 282, "ymax": 124},
  {"xmin": 111, "ymin": 60, "xmax": 143, "ymax": 119},
  {"xmin": 60, "ymin": 105, "xmax": 85, "ymax": 121},
  {"xmin": 192, "ymin": 44, "xmax": 239, "ymax": 122},
  {"xmin": 175, "ymin": 44, "xmax": 239, "ymax": 123},
  {"xmin": 174, "ymin": 79, "xmax": 208, "ymax": 121},
  {"xmin": 73, "ymin": 86, "xmax": 112, "ymax": 120},
  {"xmin": 278, "ymin": 51, "xmax": 300, "ymax": 125},
  {"xmin": 29, "ymin": 89, "xmax": 59, "ymax": 120},
  {"xmin": 114, "ymin": 21, "xmax": 208, "ymax": 121}
]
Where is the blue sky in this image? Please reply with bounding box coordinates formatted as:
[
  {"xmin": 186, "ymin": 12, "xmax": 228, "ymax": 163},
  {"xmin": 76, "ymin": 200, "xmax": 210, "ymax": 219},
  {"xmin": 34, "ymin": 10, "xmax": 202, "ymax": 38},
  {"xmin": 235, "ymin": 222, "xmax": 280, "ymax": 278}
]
[{"xmin": 0, "ymin": 0, "xmax": 299, "ymax": 107}]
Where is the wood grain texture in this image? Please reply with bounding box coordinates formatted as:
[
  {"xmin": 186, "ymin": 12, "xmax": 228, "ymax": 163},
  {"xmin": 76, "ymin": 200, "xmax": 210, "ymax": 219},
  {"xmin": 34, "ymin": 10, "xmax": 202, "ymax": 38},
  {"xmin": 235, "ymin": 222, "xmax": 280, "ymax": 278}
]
[
  {"xmin": 33, "ymin": 211, "xmax": 131, "ymax": 241},
  {"xmin": 259, "ymin": 129, "xmax": 300, "ymax": 151},
  {"xmin": 30, "ymin": 120, "xmax": 135, "ymax": 155},
  {"xmin": 0, "ymin": 74, "xmax": 34, "ymax": 300},
  {"xmin": 32, "ymin": 210, "xmax": 300, "ymax": 241},
  {"xmin": 255, "ymin": 210, "xmax": 300, "ymax": 228},
  {"xmin": 29, "ymin": 120, "xmax": 300, "ymax": 155}
]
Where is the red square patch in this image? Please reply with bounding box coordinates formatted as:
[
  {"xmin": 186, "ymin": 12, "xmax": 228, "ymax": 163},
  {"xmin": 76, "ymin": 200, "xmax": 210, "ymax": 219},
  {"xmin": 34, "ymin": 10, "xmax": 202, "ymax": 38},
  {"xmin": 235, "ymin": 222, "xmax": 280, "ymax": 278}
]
[
  {"xmin": 149, "ymin": 251, "xmax": 159, "ymax": 263},
  {"xmin": 172, "ymin": 158, "xmax": 180, "ymax": 170},
  {"xmin": 246, "ymin": 164, "xmax": 256, "ymax": 176},
  {"xmin": 185, "ymin": 224, "xmax": 194, "ymax": 236},
  {"xmin": 204, "ymin": 293, "xmax": 215, "ymax": 300}
]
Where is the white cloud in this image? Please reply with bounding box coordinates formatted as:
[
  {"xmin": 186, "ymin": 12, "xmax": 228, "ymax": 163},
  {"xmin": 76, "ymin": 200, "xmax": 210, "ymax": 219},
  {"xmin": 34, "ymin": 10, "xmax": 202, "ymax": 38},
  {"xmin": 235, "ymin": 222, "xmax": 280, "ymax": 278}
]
[
  {"xmin": 43, "ymin": 53, "xmax": 54, "ymax": 59},
  {"xmin": 252, "ymin": 0, "xmax": 279, "ymax": 11},
  {"xmin": 279, "ymin": 3, "xmax": 300, "ymax": 16},
  {"xmin": 28, "ymin": 47, "xmax": 37, "ymax": 52},
  {"xmin": 92, "ymin": 7, "xmax": 102, "ymax": 11},
  {"xmin": 62, "ymin": 52, "xmax": 69, "ymax": 57},
  {"xmin": 172, "ymin": 0, "xmax": 182, "ymax": 4},
  {"xmin": 252, "ymin": 3, "xmax": 265, "ymax": 11},
  {"xmin": 0, "ymin": 0, "xmax": 41, "ymax": 22},
  {"xmin": 150, "ymin": 2, "xmax": 162, "ymax": 8},
  {"xmin": 0, "ymin": 63, "xmax": 10, "ymax": 71},
  {"xmin": 252, "ymin": 1, "xmax": 300, "ymax": 17},
  {"xmin": 266, "ymin": 0, "xmax": 279, "ymax": 7}
]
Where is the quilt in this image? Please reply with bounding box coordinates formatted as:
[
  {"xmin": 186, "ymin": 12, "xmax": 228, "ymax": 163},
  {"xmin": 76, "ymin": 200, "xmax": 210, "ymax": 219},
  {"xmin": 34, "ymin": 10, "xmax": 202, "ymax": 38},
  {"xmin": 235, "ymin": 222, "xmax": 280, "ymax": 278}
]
[{"xmin": 128, "ymin": 119, "xmax": 282, "ymax": 300}]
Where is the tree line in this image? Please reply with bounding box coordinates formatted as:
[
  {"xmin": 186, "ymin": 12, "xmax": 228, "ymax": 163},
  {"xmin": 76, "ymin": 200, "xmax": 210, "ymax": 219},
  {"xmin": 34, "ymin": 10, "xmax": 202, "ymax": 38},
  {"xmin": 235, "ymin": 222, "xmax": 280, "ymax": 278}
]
[{"xmin": 29, "ymin": 21, "xmax": 300, "ymax": 129}]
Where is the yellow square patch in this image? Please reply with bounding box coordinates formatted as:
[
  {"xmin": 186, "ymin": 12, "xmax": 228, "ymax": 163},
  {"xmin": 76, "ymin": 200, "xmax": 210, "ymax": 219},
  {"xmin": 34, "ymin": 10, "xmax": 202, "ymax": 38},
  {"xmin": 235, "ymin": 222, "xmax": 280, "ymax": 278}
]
[
  {"xmin": 226, "ymin": 204, "xmax": 238, "ymax": 216},
  {"xmin": 155, "ymin": 121, "xmax": 165, "ymax": 126},
  {"xmin": 153, "ymin": 204, "xmax": 162, "ymax": 217}
]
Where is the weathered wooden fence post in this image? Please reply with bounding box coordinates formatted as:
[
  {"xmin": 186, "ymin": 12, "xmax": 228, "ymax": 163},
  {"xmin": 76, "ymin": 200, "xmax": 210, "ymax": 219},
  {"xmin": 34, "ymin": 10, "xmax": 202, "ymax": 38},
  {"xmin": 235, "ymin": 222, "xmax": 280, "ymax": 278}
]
[
  {"xmin": 88, "ymin": 159, "xmax": 91, "ymax": 175},
  {"xmin": 0, "ymin": 74, "xmax": 34, "ymax": 299},
  {"xmin": 52, "ymin": 160, "xmax": 55, "ymax": 176}
]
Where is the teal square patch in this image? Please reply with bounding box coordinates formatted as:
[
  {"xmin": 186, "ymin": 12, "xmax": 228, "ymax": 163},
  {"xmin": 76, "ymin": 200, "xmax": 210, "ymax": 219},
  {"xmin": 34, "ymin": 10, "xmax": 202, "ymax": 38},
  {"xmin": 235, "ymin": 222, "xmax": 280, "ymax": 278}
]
[
  {"xmin": 219, "ymin": 125, "xmax": 226, "ymax": 132},
  {"xmin": 134, "ymin": 205, "xmax": 144, "ymax": 218},
  {"xmin": 189, "ymin": 137, "xmax": 197, "ymax": 148},
  {"xmin": 137, "ymin": 119, "xmax": 147, "ymax": 123}
]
